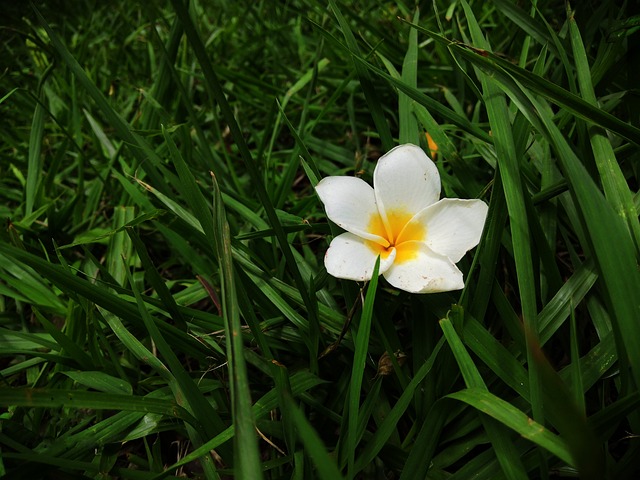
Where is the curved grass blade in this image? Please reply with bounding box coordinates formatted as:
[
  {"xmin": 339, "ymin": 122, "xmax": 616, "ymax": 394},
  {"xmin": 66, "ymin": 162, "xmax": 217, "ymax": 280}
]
[
  {"xmin": 62, "ymin": 371, "xmax": 133, "ymax": 395},
  {"xmin": 447, "ymin": 388, "xmax": 574, "ymax": 466},
  {"xmin": 0, "ymin": 388, "xmax": 196, "ymax": 424},
  {"xmin": 441, "ymin": 313, "xmax": 528, "ymax": 480}
]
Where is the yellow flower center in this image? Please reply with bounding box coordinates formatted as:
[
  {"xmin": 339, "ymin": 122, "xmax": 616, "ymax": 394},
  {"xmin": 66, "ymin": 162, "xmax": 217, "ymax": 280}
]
[{"xmin": 366, "ymin": 209, "xmax": 426, "ymax": 264}]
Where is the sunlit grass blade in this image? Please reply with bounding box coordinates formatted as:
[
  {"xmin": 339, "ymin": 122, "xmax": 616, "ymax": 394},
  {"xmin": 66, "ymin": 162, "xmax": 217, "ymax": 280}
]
[
  {"xmin": 398, "ymin": 8, "xmax": 420, "ymax": 145},
  {"xmin": 105, "ymin": 206, "xmax": 135, "ymax": 287},
  {"xmin": 62, "ymin": 370, "xmax": 133, "ymax": 395},
  {"xmin": 25, "ymin": 91, "xmax": 45, "ymax": 217}
]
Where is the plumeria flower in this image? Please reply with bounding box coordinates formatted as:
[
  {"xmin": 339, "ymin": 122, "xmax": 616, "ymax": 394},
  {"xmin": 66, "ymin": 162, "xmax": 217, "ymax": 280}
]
[{"xmin": 315, "ymin": 144, "xmax": 488, "ymax": 293}]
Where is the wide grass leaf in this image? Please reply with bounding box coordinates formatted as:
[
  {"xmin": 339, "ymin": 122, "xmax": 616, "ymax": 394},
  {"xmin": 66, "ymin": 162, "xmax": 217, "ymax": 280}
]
[{"xmin": 447, "ymin": 388, "xmax": 574, "ymax": 466}]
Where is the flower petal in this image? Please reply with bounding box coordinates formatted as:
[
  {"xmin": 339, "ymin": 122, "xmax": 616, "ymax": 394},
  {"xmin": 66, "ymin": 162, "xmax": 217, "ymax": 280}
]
[
  {"xmin": 415, "ymin": 198, "xmax": 488, "ymax": 262},
  {"xmin": 324, "ymin": 232, "xmax": 396, "ymax": 281},
  {"xmin": 316, "ymin": 176, "xmax": 388, "ymax": 245},
  {"xmin": 374, "ymin": 144, "xmax": 441, "ymax": 223},
  {"xmin": 382, "ymin": 242, "xmax": 464, "ymax": 293}
]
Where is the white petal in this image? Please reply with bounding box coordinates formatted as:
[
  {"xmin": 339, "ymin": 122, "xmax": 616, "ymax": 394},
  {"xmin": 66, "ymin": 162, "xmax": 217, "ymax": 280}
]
[
  {"xmin": 373, "ymin": 144, "xmax": 441, "ymax": 223},
  {"xmin": 316, "ymin": 176, "xmax": 388, "ymax": 245},
  {"xmin": 382, "ymin": 242, "xmax": 464, "ymax": 293},
  {"xmin": 324, "ymin": 232, "xmax": 396, "ymax": 281},
  {"xmin": 416, "ymin": 198, "xmax": 488, "ymax": 262}
]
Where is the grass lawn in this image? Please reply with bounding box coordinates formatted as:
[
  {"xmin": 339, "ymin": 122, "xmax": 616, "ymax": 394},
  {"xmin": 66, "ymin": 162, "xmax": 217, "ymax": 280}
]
[{"xmin": 1, "ymin": 0, "xmax": 640, "ymax": 478}]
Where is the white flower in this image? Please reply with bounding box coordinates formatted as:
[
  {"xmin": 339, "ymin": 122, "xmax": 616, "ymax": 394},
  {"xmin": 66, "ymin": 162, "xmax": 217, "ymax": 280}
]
[{"xmin": 315, "ymin": 144, "xmax": 488, "ymax": 293}]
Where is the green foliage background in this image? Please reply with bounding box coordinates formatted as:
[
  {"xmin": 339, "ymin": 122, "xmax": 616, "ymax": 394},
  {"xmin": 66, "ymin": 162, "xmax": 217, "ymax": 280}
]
[{"xmin": 1, "ymin": 0, "xmax": 640, "ymax": 478}]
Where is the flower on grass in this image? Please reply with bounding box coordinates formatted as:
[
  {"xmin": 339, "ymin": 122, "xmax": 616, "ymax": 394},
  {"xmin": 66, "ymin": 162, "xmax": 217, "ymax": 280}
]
[{"xmin": 315, "ymin": 144, "xmax": 488, "ymax": 293}]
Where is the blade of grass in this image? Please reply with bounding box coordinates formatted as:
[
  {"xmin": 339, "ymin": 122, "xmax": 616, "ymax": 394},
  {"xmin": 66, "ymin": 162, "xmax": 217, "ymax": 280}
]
[
  {"xmin": 566, "ymin": 2, "xmax": 640, "ymax": 254},
  {"xmin": 352, "ymin": 53, "xmax": 492, "ymax": 143},
  {"xmin": 210, "ymin": 171, "xmax": 263, "ymax": 480},
  {"xmin": 399, "ymin": 8, "xmax": 420, "ymax": 144},
  {"xmin": 476, "ymin": 53, "xmax": 640, "ymax": 395},
  {"xmin": 491, "ymin": 0, "xmax": 560, "ymax": 57},
  {"xmin": 62, "ymin": 371, "xmax": 133, "ymax": 395},
  {"xmin": 105, "ymin": 206, "xmax": 135, "ymax": 287},
  {"xmin": 32, "ymin": 309, "xmax": 94, "ymax": 370},
  {"xmin": 0, "ymin": 243, "xmax": 213, "ymax": 358},
  {"xmin": 529, "ymin": 334, "xmax": 606, "ymax": 479},
  {"xmin": 346, "ymin": 256, "xmax": 380, "ymax": 479},
  {"xmin": 447, "ymin": 387, "xmax": 574, "ymax": 466},
  {"xmin": 288, "ymin": 396, "xmax": 346, "ymax": 480},
  {"xmin": 398, "ymin": 398, "xmax": 451, "ymax": 480},
  {"xmin": 0, "ymin": 388, "xmax": 196, "ymax": 423},
  {"xmin": 163, "ymin": 126, "xmax": 216, "ymax": 242},
  {"xmin": 0, "ymin": 252, "xmax": 66, "ymax": 313},
  {"xmin": 122, "ymin": 219, "xmax": 188, "ymax": 334},
  {"xmin": 25, "ymin": 90, "xmax": 46, "ymax": 217}
]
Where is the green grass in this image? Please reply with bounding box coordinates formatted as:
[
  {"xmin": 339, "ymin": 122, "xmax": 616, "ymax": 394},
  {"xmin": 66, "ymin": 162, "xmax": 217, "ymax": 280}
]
[{"xmin": 1, "ymin": 0, "xmax": 640, "ymax": 478}]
